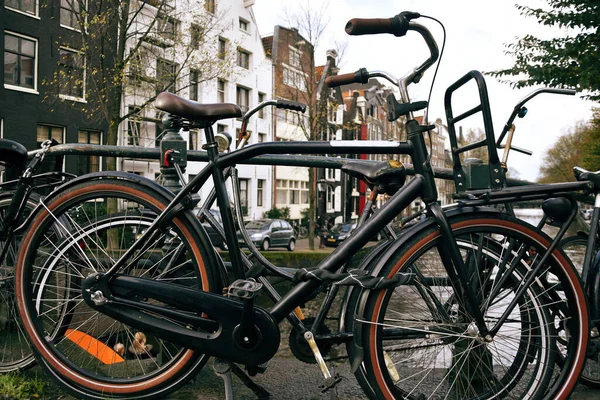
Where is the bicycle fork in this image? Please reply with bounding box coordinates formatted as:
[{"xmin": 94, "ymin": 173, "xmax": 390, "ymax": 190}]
[{"xmin": 429, "ymin": 203, "xmax": 491, "ymax": 338}]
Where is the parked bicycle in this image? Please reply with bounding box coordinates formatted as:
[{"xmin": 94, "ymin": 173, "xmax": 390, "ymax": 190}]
[
  {"xmin": 14, "ymin": 12, "xmax": 588, "ymax": 400},
  {"xmin": 0, "ymin": 138, "xmax": 73, "ymax": 372}
]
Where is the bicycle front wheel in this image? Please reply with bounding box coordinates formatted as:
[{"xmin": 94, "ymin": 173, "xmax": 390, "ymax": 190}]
[
  {"xmin": 358, "ymin": 211, "xmax": 588, "ymax": 400},
  {"xmin": 15, "ymin": 176, "xmax": 222, "ymax": 399}
]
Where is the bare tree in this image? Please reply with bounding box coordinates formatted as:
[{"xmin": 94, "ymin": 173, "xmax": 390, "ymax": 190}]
[
  {"xmin": 278, "ymin": 0, "xmax": 344, "ymax": 249},
  {"xmin": 44, "ymin": 0, "xmax": 238, "ymax": 170}
]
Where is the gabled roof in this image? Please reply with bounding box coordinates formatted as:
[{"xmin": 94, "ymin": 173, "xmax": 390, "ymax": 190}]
[{"xmin": 262, "ymin": 36, "xmax": 273, "ymax": 58}]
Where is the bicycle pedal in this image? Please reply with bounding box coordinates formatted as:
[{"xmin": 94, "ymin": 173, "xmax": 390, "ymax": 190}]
[
  {"xmin": 228, "ymin": 279, "xmax": 263, "ymax": 299},
  {"xmin": 319, "ymin": 373, "xmax": 342, "ymax": 393}
]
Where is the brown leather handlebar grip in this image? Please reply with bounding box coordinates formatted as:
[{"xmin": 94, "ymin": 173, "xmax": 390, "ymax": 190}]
[
  {"xmin": 325, "ymin": 72, "xmax": 358, "ymax": 88},
  {"xmin": 345, "ymin": 18, "xmax": 394, "ymax": 35}
]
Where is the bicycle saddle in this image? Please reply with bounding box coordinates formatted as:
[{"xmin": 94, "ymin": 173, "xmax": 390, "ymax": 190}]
[
  {"xmin": 0, "ymin": 138, "xmax": 27, "ymax": 168},
  {"xmin": 574, "ymin": 166, "xmax": 600, "ymax": 190},
  {"xmin": 156, "ymin": 92, "xmax": 242, "ymax": 121},
  {"xmin": 341, "ymin": 159, "xmax": 406, "ymax": 195}
]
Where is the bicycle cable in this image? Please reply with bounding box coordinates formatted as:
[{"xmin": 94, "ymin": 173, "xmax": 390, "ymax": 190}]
[{"xmin": 420, "ymin": 15, "xmax": 446, "ymax": 164}]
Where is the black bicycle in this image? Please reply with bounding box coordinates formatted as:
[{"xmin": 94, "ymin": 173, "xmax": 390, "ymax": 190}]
[
  {"xmin": 14, "ymin": 12, "xmax": 589, "ymax": 400},
  {"xmin": 0, "ymin": 138, "xmax": 73, "ymax": 372}
]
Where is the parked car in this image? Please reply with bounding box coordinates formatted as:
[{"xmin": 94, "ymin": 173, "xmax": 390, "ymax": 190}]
[
  {"xmin": 325, "ymin": 222, "xmax": 356, "ymax": 247},
  {"xmin": 197, "ymin": 209, "xmax": 227, "ymax": 250},
  {"xmin": 239, "ymin": 219, "xmax": 296, "ymax": 251}
]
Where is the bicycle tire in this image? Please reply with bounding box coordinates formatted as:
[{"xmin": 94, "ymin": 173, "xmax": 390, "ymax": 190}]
[
  {"xmin": 0, "ymin": 193, "xmax": 38, "ymax": 372},
  {"xmin": 559, "ymin": 235, "xmax": 600, "ymax": 388},
  {"xmin": 15, "ymin": 177, "xmax": 222, "ymax": 399},
  {"xmin": 357, "ymin": 211, "xmax": 588, "ymax": 400}
]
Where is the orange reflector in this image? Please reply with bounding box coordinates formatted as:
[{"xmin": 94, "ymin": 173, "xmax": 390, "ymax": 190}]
[
  {"xmin": 65, "ymin": 329, "xmax": 125, "ymax": 365},
  {"xmin": 294, "ymin": 307, "xmax": 305, "ymax": 320}
]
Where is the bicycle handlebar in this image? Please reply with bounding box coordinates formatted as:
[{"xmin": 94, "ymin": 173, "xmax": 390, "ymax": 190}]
[
  {"xmin": 345, "ymin": 12, "xmax": 420, "ymax": 37},
  {"xmin": 275, "ymin": 99, "xmax": 307, "ymax": 113},
  {"xmin": 497, "ymin": 88, "xmax": 577, "ymax": 151},
  {"xmin": 325, "ymin": 68, "xmax": 369, "ymax": 88},
  {"xmin": 332, "ymin": 12, "xmax": 439, "ymax": 111}
]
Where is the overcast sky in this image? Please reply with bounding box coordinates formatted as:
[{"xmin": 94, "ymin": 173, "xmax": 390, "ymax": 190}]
[{"xmin": 252, "ymin": 0, "xmax": 596, "ymax": 182}]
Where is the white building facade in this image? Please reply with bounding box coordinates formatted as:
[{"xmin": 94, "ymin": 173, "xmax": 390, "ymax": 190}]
[{"xmin": 119, "ymin": 0, "xmax": 273, "ymax": 221}]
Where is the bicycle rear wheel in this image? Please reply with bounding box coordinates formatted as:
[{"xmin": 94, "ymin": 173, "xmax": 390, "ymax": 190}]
[
  {"xmin": 0, "ymin": 194, "xmax": 38, "ymax": 372},
  {"xmin": 15, "ymin": 177, "xmax": 222, "ymax": 399},
  {"xmin": 357, "ymin": 212, "xmax": 588, "ymax": 400}
]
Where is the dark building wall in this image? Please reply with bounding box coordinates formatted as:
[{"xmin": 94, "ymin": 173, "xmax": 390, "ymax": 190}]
[{"xmin": 1, "ymin": 1, "xmax": 109, "ymax": 173}]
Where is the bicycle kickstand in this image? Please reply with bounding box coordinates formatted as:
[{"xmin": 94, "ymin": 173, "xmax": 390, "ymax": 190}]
[
  {"xmin": 212, "ymin": 358, "xmax": 271, "ymax": 399},
  {"xmin": 212, "ymin": 358, "xmax": 234, "ymax": 400}
]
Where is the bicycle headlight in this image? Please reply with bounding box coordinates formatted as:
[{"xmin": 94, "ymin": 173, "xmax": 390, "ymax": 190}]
[{"xmin": 215, "ymin": 132, "xmax": 232, "ymax": 152}]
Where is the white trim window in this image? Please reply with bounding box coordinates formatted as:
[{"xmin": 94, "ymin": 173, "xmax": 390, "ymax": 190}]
[
  {"xmin": 4, "ymin": 31, "xmax": 37, "ymax": 93},
  {"xmin": 217, "ymin": 79, "xmax": 226, "ymax": 102},
  {"xmin": 283, "ymin": 66, "xmax": 306, "ymax": 91},
  {"xmin": 236, "ymin": 85, "xmax": 250, "ymax": 113},
  {"xmin": 5, "ymin": 0, "xmax": 38, "ymax": 18},
  {"xmin": 60, "ymin": 0, "xmax": 81, "ymax": 31},
  {"xmin": 239, "ymin": 18, "xmax": 249, "ymax": 33},
  {"xmin": 59, "ymin": 47, "xmax": 85, "ymax": 101},
  {"xmin": 289, "ymin": 46, "xmax": 301, "ymax": 68},
  {"xmin": 237, "ymin": 48, "xmax": 250, "ymax": 69}
]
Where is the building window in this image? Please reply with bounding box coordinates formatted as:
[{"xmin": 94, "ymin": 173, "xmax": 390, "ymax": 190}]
[
  {"xmin": 283, "ymin": 67, "xmax": 306, "ymax": 91},
  {"xmin": 78, "ymin": 130, "xmax": 101, "ymax": 174},
  {"xmin": 237, "ymin": 48, "xmax": 250, "ymax": 69},
  {"xmin": 301, "ymin": 181, "xmax": 309, "ymax": 204},
  {"xmin": 189, "ymin": 130, "xmax": 199, "ymax": 151},
  {"xmin": 4, "ymin": 32, "xmax": 36, "ymax": 91},
  {"xmin": 59, "ymin": 48, "xmax": 85, "ymax": 99},
  {"xmin": 239, "ymin": 18, "xmax": 248, "ymax": 33},
  {"xmin": 236, "ymin": 86, "xmax": 250, "ymax": 113},
  {"xmin": 257, "ymin": 179, "xmax": 264, "ymax": 207},
  {"xmin": 156, "ymin": 59, "xmax": 177, "ymax": 94},
  {"xmin": 217, "ymin": 124, "xmax": 227, "ymax": 133},
  {"xmin": 37, "ymin": 125, "xmax": 64, "ymax": 172},
  {"xmin": 157, "ymin": 13, "xmax": 177, "ymax": 42},
  {"xmin": 189, "ymin": 69, "xmax": 199, "ymax": 101},
  {"xmin": 326, "ymin": 185, "xmax": 335, "ymax": 211},
  {"xmin": 190, "ymin": 24, "xmax": 203, "ymax": 49},
  {"xmin": 289, "ymin": 47, "xmax": 300, "ymax": 68},
  {"xmin": 217, "ymin": 79, "xmax": 225, "ymax": 102},
  {"xmin": 5, "ymin": 0, "xmax": 37, "ymax": 16},
  {"xmin": 129, "ymin": 48, "xmax": 149, "ymax": 82},
  {"xmin": 60, "ymin": 0, "xmax": 81, "ymax": 30},
  {"xmin": 204, "ymin": 0, "xmax": 215, "ymax": 13},
  {"xmin": 326, "ymin": 168, "xmax": 335, "ymax": 180},
  {"xmin": 258, "ymin": 132, "xmax": 266, "ymax": 143},
  {"xmin": 258, "ymin": 92, "xmax": 265, "ymax": 118},
  {"xmin": 290, "ymin": 180, "xmax": 300, "ymax": 204},
  {"xmin": 239, "ymin": 178, "xmax": 248, "ymax": 216},
  {"xmin": 218, "ymin": 38, "xmax": 226, "ymax": 60},
  {"xmin": 276, "ymin": 179, "xmax": 287, "ymax": 204}
]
